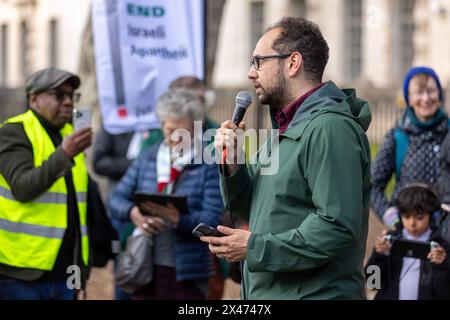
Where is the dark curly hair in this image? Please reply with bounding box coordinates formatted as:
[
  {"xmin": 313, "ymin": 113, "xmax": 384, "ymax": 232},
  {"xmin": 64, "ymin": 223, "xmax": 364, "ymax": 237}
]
[
  {"xmin": 395, "ymin": 183, "xmax": 441, "ymax": 216},
  {"xmin": 268, "ymin": 17, "xmax": 329, "ymax": 83}
]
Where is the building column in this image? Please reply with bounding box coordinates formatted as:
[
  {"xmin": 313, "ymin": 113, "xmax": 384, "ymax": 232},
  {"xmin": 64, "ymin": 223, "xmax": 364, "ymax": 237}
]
[
  {"xmin": 361, "ymin": 0, "xmax": 395, "ymax": 88},
  {"xmin": 307, "ymin": 0, "xmax": 346, "ymax": 85},
  {"xmin": 426, "ymin": 0, "xmax": 450, "ymax": 86}
]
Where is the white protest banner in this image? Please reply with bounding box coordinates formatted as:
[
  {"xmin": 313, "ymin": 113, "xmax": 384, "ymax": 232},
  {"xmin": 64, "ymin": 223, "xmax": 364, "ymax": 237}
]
[{"xmin": 92, "ymin": 0, "xmax": 205, "ymax": 133}]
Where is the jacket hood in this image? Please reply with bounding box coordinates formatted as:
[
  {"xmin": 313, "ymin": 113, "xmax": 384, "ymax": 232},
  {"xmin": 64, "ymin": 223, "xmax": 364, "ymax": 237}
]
[{"xmin": 271, "ymin": 81, "xmax": 371, "ymax": 133}]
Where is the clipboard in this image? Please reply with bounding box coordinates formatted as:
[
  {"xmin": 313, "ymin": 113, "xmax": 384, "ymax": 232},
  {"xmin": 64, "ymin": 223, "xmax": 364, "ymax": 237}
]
[{"xmin": 134, "ymin": 193, "xmax": 189, "ymax": 214}]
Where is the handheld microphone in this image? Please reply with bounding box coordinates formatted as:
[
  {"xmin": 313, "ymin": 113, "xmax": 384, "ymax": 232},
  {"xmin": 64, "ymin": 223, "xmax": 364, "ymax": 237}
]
[
  {"xmin": 222, "ymin": 91, "xmax": 253, "ymax": 164},
  {"xmin": 231, "ymin": 91, "xmax": 253, "ymax": 125}
]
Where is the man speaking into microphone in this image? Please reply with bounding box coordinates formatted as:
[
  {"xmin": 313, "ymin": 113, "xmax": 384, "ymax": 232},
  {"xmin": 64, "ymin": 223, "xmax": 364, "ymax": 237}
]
[{"xmin": 200, "ymin": 17, "xmax": 372, "ymax": 299}]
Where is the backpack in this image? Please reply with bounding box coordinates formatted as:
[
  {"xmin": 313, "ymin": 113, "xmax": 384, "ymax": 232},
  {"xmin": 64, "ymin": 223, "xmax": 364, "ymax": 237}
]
[{"xmin": 393, "ymin": 119, "xmax": 450, "ymax": 180}]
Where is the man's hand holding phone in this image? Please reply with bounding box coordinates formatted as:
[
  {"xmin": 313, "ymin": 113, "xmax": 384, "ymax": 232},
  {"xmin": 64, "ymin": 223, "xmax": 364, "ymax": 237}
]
[
  {"xmin": 62, "ymin": 127, "xmax": 93, "ymax": 159},
  {"xmin": 196, "ymin": 224, "xmax": 252, "ymax": 262},
  {"xmin": 73, "ymin": 108, "xmax": 92, "ymax": 131},
  {"xmin": 62, "ymin": 109, "xmax": 93, "ymax": 159},
  {"xmin": 192, "ymin": 223, "xmax": 226, "ymax": 238}
]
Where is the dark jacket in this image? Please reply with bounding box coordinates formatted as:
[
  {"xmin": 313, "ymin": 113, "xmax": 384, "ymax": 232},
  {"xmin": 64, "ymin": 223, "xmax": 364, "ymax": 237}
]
[
  {"xmin": 86, "ymin": 178, "xmax": 118, "ymax": 268},
  {"xmin": 371, "ymin": 108, "xmax": 448, "ymax": 219},
  {"xmin": 365, "ymin": 225, "xmax": 450, "ymax": 300},
  {"xmin": 108, "ymin": 142, "xmax": 224, "ymax": 281},
  {"xmin": 437, "ymin": 133, "xmax": 450, "ymax": 244},
  {"xmin": 92, "ymin": 125, "xmax": 164, "ymax": 241},
  {"xmin": 221, "ymin": 81, "xmax": 372, "ymax": 299},
  {"xmin": 92, "ymin": 126, "xmax": 134, "ymax": 183},
  {"xmin": 438, "ymin": 131, "xmax": 450, "ymax": 204}
]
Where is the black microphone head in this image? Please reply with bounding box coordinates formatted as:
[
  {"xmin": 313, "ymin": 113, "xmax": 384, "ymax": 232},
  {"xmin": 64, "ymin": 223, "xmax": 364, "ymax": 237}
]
[
  {"xmin": 235, "ymin": 91, "xmax": 252, "ymax": 109},
  {"xmin": 232, "ymin": 91, "xmax": 252, "ymax": 125}
]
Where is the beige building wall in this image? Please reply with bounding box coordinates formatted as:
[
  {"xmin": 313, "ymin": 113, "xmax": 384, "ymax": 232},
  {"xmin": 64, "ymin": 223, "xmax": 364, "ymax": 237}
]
[
  {"xmin": 265, "ymin": 0, "xmax": 297, "ymax": 25},
  {"xmin": 415, "ymin": 0, "xmax": 450, "ymax": 86},
  {"xmin": 311, "ymin": 0, "xmax": 346, "ymax": 84},
  {"xmin": 361, "ymin": 0, "xmax": 393, "ymax": 87},
  {"xmin": 0, "ymin": 0, "xmax": 90, "ymax": 87},
  {"xmin": 213, "ymin": 0, "xmax": 355, "ymax": 88},
  {"xmin": 212, "ymin": 0, "xmax": 251, "ymax": 89},
  {"xmin": 213, "ymin": 0, "xmax": 450, "ymax": 90},
  {"xmin": 1, "ymin": 0, "xmax": 449, "ymax": 90},
  {"xmin": 0, "ymin": 1, "xmax": 25, "ymax": 87},
  {"xmin": 213, "ymin": 0, "xmax": 324, "ymax": 89}
]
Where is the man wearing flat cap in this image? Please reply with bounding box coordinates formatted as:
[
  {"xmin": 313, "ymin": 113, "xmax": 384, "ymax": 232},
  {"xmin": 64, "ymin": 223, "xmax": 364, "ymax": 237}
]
[{"xmin": 0, "ymin": 68, "xmax": 92, "ymax": 299}]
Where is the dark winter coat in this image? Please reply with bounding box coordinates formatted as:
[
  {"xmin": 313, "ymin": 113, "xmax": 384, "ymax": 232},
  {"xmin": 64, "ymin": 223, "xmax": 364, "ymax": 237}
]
[
  {"xmin": 365, "ymin": 225, "xmax": 450, "ymax": 300},
  {"xmin": 108, "ymin": 142, "xmax": 224, "ymax": 281},
  {"xmin": 222, "ymin": 81, "xmax": 372, "ymax": 299}
]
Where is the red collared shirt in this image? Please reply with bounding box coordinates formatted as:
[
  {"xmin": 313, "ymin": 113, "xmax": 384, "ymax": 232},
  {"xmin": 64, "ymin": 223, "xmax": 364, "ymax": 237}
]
[{"xmin": 275, "ymin": 83, "xmax": 324, "ymax": 134}]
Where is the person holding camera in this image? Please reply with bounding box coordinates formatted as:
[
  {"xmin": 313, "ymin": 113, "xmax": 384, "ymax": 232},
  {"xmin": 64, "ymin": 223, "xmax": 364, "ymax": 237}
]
[
  {"xmin": 365, "ymin": 183, "xmax": 450, "ymax": 300},
  {"xmin": 0, "ymin": 68, "xmax": 93, "ymax": 299}
]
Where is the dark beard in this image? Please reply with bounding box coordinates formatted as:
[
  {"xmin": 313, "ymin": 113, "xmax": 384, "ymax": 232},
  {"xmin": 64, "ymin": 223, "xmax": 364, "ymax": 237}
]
[{"xmin": 259, "ymin": 67, "xmax": 290, "ymax": 110}]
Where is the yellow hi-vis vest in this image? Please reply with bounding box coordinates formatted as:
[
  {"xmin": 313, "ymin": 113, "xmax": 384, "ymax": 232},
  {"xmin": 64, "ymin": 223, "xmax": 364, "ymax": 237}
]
[{"xmin": 0, "ymin": 110, "xmax": 89, "ymax": 270}]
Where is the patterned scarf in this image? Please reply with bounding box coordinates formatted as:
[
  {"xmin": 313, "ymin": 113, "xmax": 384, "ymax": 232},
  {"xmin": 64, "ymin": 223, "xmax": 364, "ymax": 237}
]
[{"xmin": 156, "ymin": 133, "xmax": 202, "ymax": 194}]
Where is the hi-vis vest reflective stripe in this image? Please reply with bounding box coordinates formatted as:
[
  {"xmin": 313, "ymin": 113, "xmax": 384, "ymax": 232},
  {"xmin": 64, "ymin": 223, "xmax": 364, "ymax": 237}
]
[{"xmin": 0, "ymin": 110, "xmax": 89, "ymax": 271}]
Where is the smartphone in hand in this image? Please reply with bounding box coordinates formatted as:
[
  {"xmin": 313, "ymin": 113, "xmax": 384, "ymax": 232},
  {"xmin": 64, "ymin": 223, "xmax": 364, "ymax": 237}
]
[
  {"xmin": 73, "ymin": 108, "xmax": 92, "ymax": 131},
  {"xmin": 192, "ymin": 223, "xmax": 226, "ymax": 238}
]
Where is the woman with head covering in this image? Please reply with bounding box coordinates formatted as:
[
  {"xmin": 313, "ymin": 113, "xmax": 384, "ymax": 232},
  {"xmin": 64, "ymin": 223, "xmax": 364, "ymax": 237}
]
[{"xmin": 371, "ymin": 66, "xmax": 448, "ymax": 227}]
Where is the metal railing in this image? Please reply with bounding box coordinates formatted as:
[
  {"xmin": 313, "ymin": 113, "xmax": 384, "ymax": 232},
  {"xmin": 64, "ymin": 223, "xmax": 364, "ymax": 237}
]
[
  {"xmin": 207, "ymin": 87, "xmax": 450, "ymax": 145},
  {"xmin": 2, "ymin": 85, "xmax": 448, "ymax": 146}
]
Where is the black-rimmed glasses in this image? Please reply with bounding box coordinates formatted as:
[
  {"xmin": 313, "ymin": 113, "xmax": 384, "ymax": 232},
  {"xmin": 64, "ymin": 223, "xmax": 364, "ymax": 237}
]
[
  {"xmin": 250, "ymin": 53, "xmax": 292, "ymax": 70},
  {"xmin": 46, "ymin": 90, "xmax": 81, "ymax": 103}
]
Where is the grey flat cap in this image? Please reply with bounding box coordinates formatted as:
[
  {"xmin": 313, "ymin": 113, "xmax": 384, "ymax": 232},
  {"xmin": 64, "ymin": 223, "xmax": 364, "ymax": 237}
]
[{"xmin": 25, "ymin": 68, "xmax": 81, "ymax": 95}]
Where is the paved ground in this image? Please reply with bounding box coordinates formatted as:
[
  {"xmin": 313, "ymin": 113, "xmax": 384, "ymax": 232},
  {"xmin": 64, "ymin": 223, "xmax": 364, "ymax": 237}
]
[
  {"xmin": 84, "ymin": 211, "xmax": 385, "ymax": 300},
  {"xmin": 83, "ymin": 262, "xmax": 240, "ymax": 300}
]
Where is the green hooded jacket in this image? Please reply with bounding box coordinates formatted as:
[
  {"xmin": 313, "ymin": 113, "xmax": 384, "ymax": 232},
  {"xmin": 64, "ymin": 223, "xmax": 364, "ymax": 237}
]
[{"xmin": 221, "ymin": 81, "xmax": 372, "ymax": 299}]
